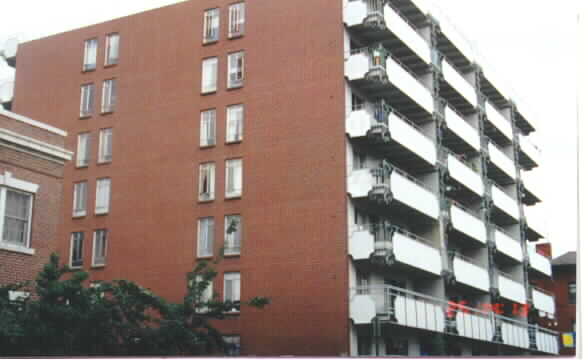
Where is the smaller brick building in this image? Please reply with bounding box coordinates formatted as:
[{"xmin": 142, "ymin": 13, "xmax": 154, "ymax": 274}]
[
  {"xmin": 535, "ymin": 244, "xmax": 577, "ymax": 356},
  {"xmin": 0, "ymin": 108, "xmax": 72, "ymax": 290}
]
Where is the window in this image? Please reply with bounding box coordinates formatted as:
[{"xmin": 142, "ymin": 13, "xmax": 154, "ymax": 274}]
[
  {"xmin": 105, "ymin": 33, "xmax": 120, "ymax": 66},
  {"xmin": 227, "ymin": 51, "xmax": 245, "ymax": 88},
  {"xmin": 95, "ymin": 178, "xmax": 111, "ymax": 215},
  {"xmin": 80, "ymin": 84, "xmax": 95, "ymax": 117},
  {"xmin": 98, "ymin": 128, "xmax": 113, "ymax": 163},
  {"xmin": 73, "ymin": 182, "xmax": 87, "ymax": 217},
  {"xmin": 199, "ymin": 163, "xmax": 216, "ymax": 201},
  {"xmin": 70, "ymin": 232, "xmax": 84, "ymax": 268},
  {"xmin": 1, "ymin": 190, "xmax": 33, "ymax": 249},
  {"xmin": 352, "ymin": 93, "xmax": 364, "ymax": 111},
  {"xmin": 201, "ymin": 57, "xmax": 218, "ymax": 94},
  {"xmin": 101, "ymin": 79, "xmax": 117, "ymax": 113},
  {"xmin": 228, "ymin": 3, "xmax": 245, "ymax": 38},
  {"xmin": 226, "ymin": 104, "xmax": 243, "ymax": 143},
  {"xmin": 225, "ymin": 159, "xmax": 242, "ymax": 198},
  {"xmin": 76, "ymin": 133, "xmax": 91, "ymax": 167},
  {"xmin": 223, "ymin": 336, "xmax": 241, "ymax": 356},
  {"xmin": 223, "ymin": 272, "xmax": 240, "ymax": 312},
  {"xmin": 197, "ymin": 217, "xmax": 214, "ymax": 258},
  {"xmin": 195, "ymin": 274, "xmax": 214, "ymax": 313},
  {"xmin": 224, "ymin": 215, "xmax": 241, "ymax": 255},
  {"xmin": 568, "ymin": 282, "xmax": 576, "ymax": 304},
  {"xmin": 92, "ymin": 229, "xmax": 108, "ymax": 267},
  {"xmin": 203, "ymin": 8, "xmax": 220, "ymax": 43},
  {"xmin": 200, "ymin": 109, "xmax": 216, "ymax": 147},
  {"xmin": 83, "ymin": 38, "xmax": 98, "ymax": 71}
]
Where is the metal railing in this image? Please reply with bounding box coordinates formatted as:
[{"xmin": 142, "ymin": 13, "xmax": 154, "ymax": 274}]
[
  {"xmin": 449, "ymin": 251, "xmax": 486, "ymax": 271},
  {"xmin": 448, "ymin": 199, "xmax": 483, "ymax": 221},
  {"xmin": 443, "ymin": 146, "xmax": 480, "ymax": 174},
  {"xmin": 532, "ymin": 286, "xmax": 555, "ymax": 298},
  {"xmin": 488, "ymin": 179, "xmax": 518, "ymax": 202}
]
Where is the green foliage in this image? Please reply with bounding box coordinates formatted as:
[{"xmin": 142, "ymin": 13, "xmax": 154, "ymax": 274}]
[{"xmin": 0, "ymin": 253, "xmax": 269, "ymax": 356}]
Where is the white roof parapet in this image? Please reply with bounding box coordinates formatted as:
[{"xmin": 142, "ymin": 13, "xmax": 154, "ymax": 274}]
[{"xmin": 0, "ymin": 108, "xmax": 67, "ymax": 137}]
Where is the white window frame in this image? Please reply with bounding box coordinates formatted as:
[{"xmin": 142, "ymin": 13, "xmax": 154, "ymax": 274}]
[
  {"xmin": 197, "ymin": 217, "xmax": 214, "ymax": 258},
  {"xmin": 225, "ymin": 159, "xmax": 242, "ymax": 198},
  {"xmin": 199, "ymin": 163, "xmax": 216, "ymax": 201},
  {"xmin": 98, "ymin": 128, "xmax": 113, "ymax": 163},
  {"xmin": 73, "ymin": 181, "xmax": 87, "ymax": 218},
  {"xmin": 105, "ymin": 33, "xmax": 120, "ymax": 66},
  {"xmin": 226, "ymin": 104, "xmax": 244, "ymax": 143},
  {"xmin": 69, "ymin": 232, "xmax": 84, "ymax": 268},
  {"xmin": 92, "ymin": 229, "xmax": 108, "ymax": 267},
  {"xmin": 224, "ymin": 215, "xmax": 241, "ymax": 256},
  {"xmin": 80, "ymin": 83, "xmax": 94, "ymax": 117},
  {"xmin": 200, "ymin": 109, "xmax": 216, "ymax": 147},
  {"xmin": 227, "ymin": 51, "xmax": 245, "ymax": 88},
  {"xmin": 203, "ymin": 8, "xmax": 220, "ymax": 44},
  {"xmin": 223, "ymin": 272, "xmax": 241, "ymax": 312},
  {"xmin": 95, "ymin": 178, "xmax": 111, "ymax": 215},
  {"xmin": 228, "ymin": 3, "xmax": 245, "ymax": 39},
  {"xmin": 76, "ymin": 132, "xmax": 91, "ymax": 168},
  {"xmin": 0, "ymin": 187, "xmax": 34, "ymax": 254},
  {"xmin": 201, "ymin": 57, "xmax": 218, "ymax": 94},
  {"xmin": 83, "ymin": 38, "xmax": 98, "ymax": 71},
  {"xmin": 101, "ymin": 79, "xmax": 117, "ymax": 113}
]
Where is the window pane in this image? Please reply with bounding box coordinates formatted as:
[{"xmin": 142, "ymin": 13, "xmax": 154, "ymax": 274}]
[
  {"xmin": 106, "ymin": 34, "xmax": 119, "ymax": 65},
  {"xmin": 228, "ymin": 3, "xmax": 245, "ymax": 38},
  {"xmin": 227, "ymin": 52, "xmax": 244, "ymax": 88},
  {"xmin": 99, "ymin": 128, "xmax": 113, "ymax": 163},
  {"xmin": 83, "ymin": 38, "xmax": 97, "ymax": 71},
  {"xmin": 223, "ymin": 336, "xmax": 241, "ymax": 356},
  {"xmin": 71, "ymin": 232, "xmax": 84, "ymax": 267},
  {"xmin": 202, "ymin": 58, "xmax": 218, "ymax": 93},
  {"xmin": 226, "ymin": 105, "xmax": 244, "ymax": 142},
  {"xmin": 225, "ymin": 159, "xmax": 242, "ymax": 197},
  {"xmin": 80, "ymin": 84, "xmax": 94, "ymax": 117},
  {"xmin": 198, "ymin": 217, "xmax": 214, "ymax": 257},
  {"xmin": 200, "ymin": 110, "xmax": 216, "ymax": 147},
  {"xmin": 73, "ymin": 182, "xmax": 87, "ymax": 216},
  {"xmin": 224, "ymin": 272, "xmax": 240, "ymax": 308},
  {"xmin": 199, "ymin": 163, "xmax": 215, "ymax": 201},
  {"xmin": 224, "ymin": 215, "xmax": 241, "ymax": 255},
  {"xmin": 95, "ymin": 178, "xmax": 111, "ymax": 214},
  {"xmin": 93, "ymin": 230, "xmax": 107, "ymax": 266},
  {"xmin": 3, "ymin": 190, "xmax": 31, "ymax": 246},
  {"xmin": 102, "ymin": 79, "xmax": 117, "ymax": 113},
  {"xmin": 76, "ymin": 133, "xmax": 90, "ymax": 167},
  {"xmin": 203, "ymin": 9, "xmax": 220, "ymax": 43}
]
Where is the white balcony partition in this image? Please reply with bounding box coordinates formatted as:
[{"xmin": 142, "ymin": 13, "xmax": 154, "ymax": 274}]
[
  {"xmin": 390, "ymin": 171, "xmax": 439, "ymax": 219},
  {"xmin": 494, "ymin": 229, "xmax": 523, "ymax": 262},
  {"xmin": 346, "ymin": 107, "xmax": 374, "ymax": 138},
  {"xmin": 487, "ymin": 143, "xmax": 516, "ymax": 180},
  {"xmin": 442, "ymin": 59, "xmax": 477, "ymax": 107},
  {"xmin": 448, "ymin": 155, "xmax": 483, "ymax": 196},
  {"xmin": 445, "ymin": 107, "xmax": 481, "ymax": 151},
  {"xmin": 455, "ymin": 312, "xmax": 494, "ymax": 342},
  {"xmin": 498, "ymin": 275, "xmax": 526, "ymax": 304},
  {"xmin": 347, "ymin": 168, "xmax": 375, "ymax": 198},
  {"xmin": 349, "ymin": 294, "xmax": 377, "ymax": 324},
  {"xmin": 453, "ymin": 256, "xmax": 490, "ymax": 292},
  {"xmin": 0, "ymin": 80, "xmax": 14, "ymax": 104},
  {"xmin": 536, "ymin": 329, "xmax": 559, "ymax": 354},
  {"xmin": 491, "ymin": 185, "xmax": 520, "ymax": 221},
  {"xmin": 385, "ymin": 57, "xmax": 434, "ymax": 114},
  {"xmin": 383, "ymin": 6, "xmax": 431, "ymax": 64},
  {"xmin": 343, "ymin": 0, "xmax": 370, "ymax": 27},
  {"xmin": 345, "ymin": 51, "xmax": 371, "ymax": 81},
  {"xmin": 388, "ymin": 111, "xmax": 437, "ymax": 165},
  {"xmin": 450, "ymin": 204, "xmax": 486, "ymax": 245},
  {"xmin": 527, "ymin": 247, "xmax": 552, "ymax": 277},
  {"xmin": 485, "ymin": 102, "xmax": 513, "ymax": 141},
  {"xmin": 395, "ymin": 294, "xmax": 445, "ymax": 332},
  {"xmin": 348, "ymin": 227, "xmax": 374, "ymax": 260},
  {"xmin": 394, "ymin": 231, "xmax": 442, "ymax": 275},
  {"xmin": 519, "ymin": 135, "xmax": 541, "ymax": 165},
  {"xmin": 532, "ymin": 288, "xmax": 555, "ymax": 315},
  {"xmin": 501, "ymin": 322, "xmax": 530, "ymax": 349}
]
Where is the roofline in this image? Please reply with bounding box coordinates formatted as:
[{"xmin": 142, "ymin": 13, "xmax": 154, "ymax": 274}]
[{"xmin": 0, "ymin": 108, "xmax": 68, "ymax": 137}]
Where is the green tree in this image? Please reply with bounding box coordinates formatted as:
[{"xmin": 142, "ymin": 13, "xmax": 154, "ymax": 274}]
[{"xmin": 0, "ymin": 253, "xmax": 268, "ymax": 356}]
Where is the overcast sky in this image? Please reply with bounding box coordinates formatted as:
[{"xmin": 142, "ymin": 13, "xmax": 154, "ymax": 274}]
[{"xmin": 0, "ymin": 1, "xmax": 579, "ymax": 257}]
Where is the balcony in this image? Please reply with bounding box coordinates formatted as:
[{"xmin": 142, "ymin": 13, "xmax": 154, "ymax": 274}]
[
  {"xmin": 435, "ymin": 15, "xmax": 476, "ymax": 72},
  {"xmin": 0, "ymin": 80, "xmax": 14, "ymax": 110},
  {"xmin": 348, "ymin": 285, "xmax": 559, "ymax": 354},
  {"xmin": 497, "ymin": 272, "xmax": 526, "ymax": 304},
  {"xmin": 513, "ymin": 101, "xmax": 536, "ymax": 135},
  {"xmin": 440, "ymin": 59, "xmax": 477, "ymax": 114},
  {"xmin": 531, "ymin": 286, "xmax": 555, "ymax": 315},
  {"xmin": 524, "ymin": 207, "xmax": 545, "ymax": 241},
  {"xmin": 486, "ymin": 141, "xmax": 516, "ymax": 185},
  {"xmin": 517, "ymin": 135, "xmax": 541, "ymax": 170},
  {"xmin": 0, "ymin": 38, "xmax": 18, "ymax": 68},
  {"xmin": 492, "ymin": 227, "xmax": 523, "ymax": 263},
  {"xmin": 484, "ymin": 101, "xmax": 513, "ymax": 146},
  {"xmin": 441, "ymin": 105, "xmax": 481, "ymax": 154},
  {"xmin": 448, "ymin": 202, "xmax": 486, "ymax": 247},
  {"xmin": 344, "ymin": 46, "xmax": 434, "ymax": 122},
  {"xmin": 490, "ymin": 184, "xmax": 520, "ymax": 225},
  {"xmin": 344, "ymin": 0, "xmax": 431, "ymax": 71},
  {"xmin": 526, "ymin": 246, "xmax": 551, "ymax": 277},
  {"xmin": 519, "ymin": 171, "xmax": 542, "ymax": 206},
  {"xmin": 446, "ymin": 153, "xmax": 484, "ymax": 197},
  {"xmin": 451, "ymin": 253, "xmax": 490, "ymax": 292},
  {"xmin": 345, "ymin": 101, "xmax": 436, "ymax": 172},
  {"xmin": 348, "ymin": 223, "xmax": 442, "ymax": 276},
  {"xmin": 347, "ymin": 164, "xmax": 439, "ymax": 221}
]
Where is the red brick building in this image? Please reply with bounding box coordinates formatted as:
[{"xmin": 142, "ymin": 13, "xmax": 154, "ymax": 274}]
[
  {"xmin": 0, "ymin": 108, "xmax": 72, "ymax": 289},
  {"xmin": 4, "ymin": 0, "xmax": 559, "ymax": 356}
]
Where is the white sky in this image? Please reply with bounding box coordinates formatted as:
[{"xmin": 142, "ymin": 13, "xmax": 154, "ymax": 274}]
[{"xmin": 0, "ymin": 1, "xmax": 579, "ymax": 257}]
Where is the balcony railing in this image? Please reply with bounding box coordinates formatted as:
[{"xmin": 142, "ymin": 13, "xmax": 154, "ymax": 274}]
[
  {"xmin": 490, "ymin": 182, "xmax": 520, "ymax": 222},
  {"xmin": 444, "ymin": 105, "xmax": 481, "ymax": 151},
  {"xmin": 449, "ymin": 201, "xmax": 487, "ymax": 245},
  {"xmin": 485, "ymin": 101, "xmax": 513, "ymax": 142},
  {"xmin": 518, "ymin": 134, "xmax": 541, "ymax": 168},
  {"xmin": 492, "ymin": 226, "xmax": 523, "ymax": 262},
  {"xmin": 531, "ymin": 286, "xmax": 555, "ymax": 315},
  {"xmin": 446, "ymin": 152, "xmax": 484, "ymax": 196},
  {"xmin": 450, "ymin": 252, "xmax": 490, "ymax": 292},
  {"xmin": 349, "ymin": 285, "xmax": 559, "ymax": 354},
  {"xmin": 0, "ymin": 80, "xmax": 14, "ymax": 106},
  {"xmin": 526, "ymin": 246, "xmax": 551, "ymax": 277},
  {"xmin": 497, "ymin": 271, "xmax": 526, "ymax": 304},
  {"xmin": 441, "ymin": 59, "xmax": 477, "ymax": 108},
  {"xmin": 486, "ymin": 139, "xmax": 517, "ymax": 181}
]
